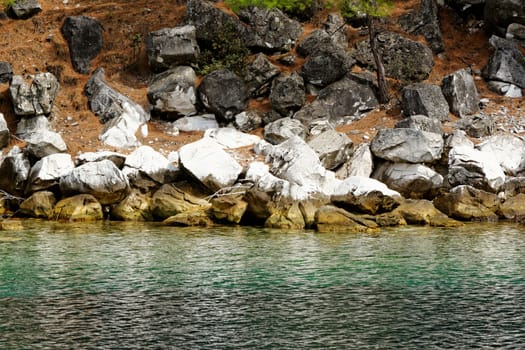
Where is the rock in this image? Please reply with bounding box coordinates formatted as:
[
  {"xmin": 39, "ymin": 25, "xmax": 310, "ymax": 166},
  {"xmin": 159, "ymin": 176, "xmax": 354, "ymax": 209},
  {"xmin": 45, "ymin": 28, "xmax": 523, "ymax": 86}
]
[
  {"xmin": 18, "ymin": 191, "xmax": 56, "ymax": 219},
  {"xmin": 315, "ymin": 205, "xmax": 378, "ymax": 233},
  {"xmin": 448, "ymin": 145, "xmax": 506, "ymax": 192},
  {"xmin": 237, "ymin": 6, "xmax": 302, "ymax": 52},
  {"xmin": 507, "ymin": 23, "xmax": 525, "ymax": 43},
  {"xmin": 198, "ymin": 69, "xmax": 249, "ymax": 122},
  {"xmin": 487, "ymin": 81, "xmax": 523, "ymax": 97},
  {"xmin": 15, "ymin": 115, "xmax": 52, "ymax": 139},
  {"xmin": 402, "ymin": 83, "xmax": 450, "ymax": 121},
  {"xmin": 441, "ymin": 68, "xmax": 480, "ymax": 117},
  {"xmin": 243, "ymin": 53, "xmax": 281, "ymax": 98},
  {"xmin": 373, "ymin": 162, "xmax": 444, "ymax": 199},
  {"xmin": 9, "ymin": 0, "xmax": 41, "ymax": 19},
  {"xmin": 110, "ymin": 189, "xmax": 154, "ymax": 221},
  {"xmin": 483, "ymin": 36, "xmax": 525, "ymax": 88},
  {"xmin": 204, "ymin": 127, "xmax": 260, "ymax": 149},
  {"xmin": 61, "ymin": 16, "xmax": 103, "ymax": 74},
  {"xmin": 75, "ymin": 151, "xmax": 126, "ymax": 169},
  {"xmin": 25, "ymin": 153, "xmax": 75, "ymax": 194},
  {"xmin": 335, "ymin": 143, "xmax": 374, "ymax": 179},
  {"xmin": 0, "ymin": 113, "xmax": 8, "ymax": 149},
  {"xmin": 85, "ymin": 69, "xmax": 149, "ymax": 148},
  {"xmin": 25, "ymin": 130, "xmax": 68, "ymax": 158},
  {"xmin": 476, "ymin": 134, "xmax": 525, "ymax": 175},
  {"xmin": 179, "ymin": 137, "xmax": 242, "ymax": 192},
  {"xmin": 307, "ymin": 129, "xmax": 353, "ymax": 170},
  {"xmin": 265, "ymin": 202, "xmax": 306, "ymax": 230},
  {"xmin": 122, "ymin": 145, "xmax": 179, "ymax": 184},
  {"xmin": 502, "ymin": 177, "xmax": 525, "ymax": 197},
  {"xmin": 332, "ymin": 176, "xmax": 402, "ymax": 215},
  {"xmin": 433, "ymin": 185, "xmax": 500, "ymax": 221},
  {"xmin": 85, "ymin": 68, "xmax": 149, "ymax": 123},
  {"xmin": 296, "ymin": 29, "xmax": 336, "ymax": 57},
  {"xmin": 151, "ymin": 183, "xmax": 211, "ymax": 221},
  {"xmin": 392, "ymin": 199, "xmax": 461, "ymax": 227},
  {"xmin": 293, "ymin": 74, "xmax": 378, "ymax": 129},
  {"xmin": 301, "ymin": 44, "xmax": 354, "ymax": 87},
  {"xmin": 59, "ymin": 160, "xmax": 130, "ymax": 205},
  {"xmin": 455, "ymin": 114, "xmax": 495, "ymax": 138},
  {"xmin": 163, "ymin": 210, "xmax": 214, "ymax": 227},
  {"xmin": 353, "ymin": 31, "xmax": 434, "ymax": 82},
  {"xmin": 210, "ymin": 193, "xmax": 248, "ymax": 224},
  {"xmin": 173, "ymin": 114, "xmax": 218, "ymax": 132},
  {"xmin": 9, "ymin": 73, "xmax": 59, "ymax": 116},
  {"xmin": 265, "ymin": 136, "xmax": 340, "ymax": 200},
  {"xmin": 233, "ymin": 110, "xmax": 263, "ymax": 132},
  {"xmin": 322, "ymin": 13, "xmax": 348, "ymax": 50},
  {"xmin": 399, "ymin": 0, "xmax": 444, "ymax": 53},
  {"xmin": 263, "ymin": 117, "xmax": 307, "ymax": 145},
  {"xmin": 147, "ymin": 66, "xmax": 197, "ymax": 118},
  {"xmin": 270, "ymin": 72, "xmax": 305, "ymax": 117},
  {"xmin": 484, "ymin": 0, "xmax": 525, "ymax": 35},
  {"xmin": 186, "ymin": 0, "xmax": 258, "ymax": 48},
  {"xmin": 52, "ymin": 194, "xmax": 103, "ymax": 222},
  {"xmin": 395, "ymin": 114, "xmax": 443, "ymax": 134},
  {"xmin": 0, "ymin": 220, "xmax": 24, "ymax": 231},
  {"xmin": 498, "ymin": 193, "xmax": 525, "ymax": 221},
  {"xmin": 146, "ymin": 25, "xmax": 200, "ymax": 72},
  {"xmin": 0, "ymin": 61, "xmax": 13, "ymax": 84},
  {"xmin": 371, "ymin": 128, "xmax": 444, "ymax": 163},
  {"xmin": 0, "ymin": 146, "xmax": 30, "ymax": 196}
]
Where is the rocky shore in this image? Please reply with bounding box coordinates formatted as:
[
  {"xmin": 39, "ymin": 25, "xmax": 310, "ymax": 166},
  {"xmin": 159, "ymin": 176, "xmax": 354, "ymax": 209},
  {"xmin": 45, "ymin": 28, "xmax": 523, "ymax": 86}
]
[{"xmin": 1, "ymin": 0, "xmax": 525, "ymax": 232}]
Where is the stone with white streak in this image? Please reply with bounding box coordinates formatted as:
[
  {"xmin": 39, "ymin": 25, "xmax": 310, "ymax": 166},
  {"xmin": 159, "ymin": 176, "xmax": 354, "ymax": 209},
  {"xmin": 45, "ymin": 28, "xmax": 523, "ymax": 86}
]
[
  {"xmin": 25, "ymin": 130, "xmax": 68, "ymax": 159},
  {"xmin": 307, "ymin": 129, "xmax": 353, "ymax": 170},
  {"xmin": 336, "ymin": 143, "xmax": 374, "ymax": 179},
  {"xmin": 179, "ymin": 138, "xmax": 242, "ymax": 192},
  {"xmin": 476, "ymin": 134, "xmax": 525, "ymax": 176},
  {"xmin": 25, "ymin": 153, "xmax": 75, "ymax": 195}
]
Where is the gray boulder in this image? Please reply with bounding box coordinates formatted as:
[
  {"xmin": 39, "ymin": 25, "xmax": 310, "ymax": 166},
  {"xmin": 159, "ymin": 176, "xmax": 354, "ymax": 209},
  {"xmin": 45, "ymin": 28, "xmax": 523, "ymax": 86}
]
[
  {"xmin": 9, "ymin": 73, "xmax": 59, "ymax": 116},
  {"xmin": 243, "ymin": 53, "xmax": 280, "ymax": 97},
  {"xmin": 483, "ymin": 36, "xmax": 525, "ymax": 88},
  {"xmin": 270, "ymin": 72, "xmax": 305, "ymax": 117},
  {"xmin": 373, "ymin": 162, "xmax": 444, "ymax": 199},
  {"xmin": 301, "ymin": 44, "xmax": 354, "ymax": 87},
  {"xmin": 335, "ymin": 143, "xmax": 374, "ymax": 179},
  {"xmin": 198, "ymin": 69, "xmax": 248, "ymax": 122},
  {"xmin": 85, "ymin": 68, "xmax": 149, "ymax": 148},
  {"xmin": 448, "ymin": 145, "xmax": 506, "ymax": 192},
  {"xmin": 122, "ymin": 145, "xmax": 179, "ymax": 185},
  {"xmin": 307, "ymin": 129, "xmax": 353, "ymax": 170},
  {"xmin": 60, "ymin": 160, "xmax": 130, "ymax": 205},
  {"xmin": 353, "ymin": 31, "xmax": 434, "ymax": 82},
  {"xmin": 441, "ymin": 69, "xmax": 480, "ymax": 117},
  {"xmin": 0, "ymin": 61, "xmax": 13, "ymax": 84},
  {"xmin": 179, "ymin": 137, "xmax": 242, "ymax": 192},
  {"xmin": 476, "ymin": 134, "xmax": 525, "ymax": 175},
  {"xmin": 173, "ymin": 114, "xmax": 218, "ymax": 132},
  {"xmin": 455, "ymin": 113, "xmax": 495, "ymax": 138},
  {"xmin": 487, "ymin": 81, "xmax": 523, "ymax": 97},
  {"xmin": 15, "ymin": 115, "xmax": 51, "ymax": 139},
  {"xmin": 399, "ymin": 0, "xmax": 444, "ymax": 53},
  {"xmin": 76, "ymin": 151, "xmax": 126, "ymax": 169},
  {"xmin": 296, "ymin": 29, "xmax": 334, "ymax": 57},
  {"xmin": 238, "ymin": 6, "xmax": 302, "ymax": 52},
  {"xmin": 507, "ymin": 23, "xmax": 525, "ymax": 43},
  {"xmin": 402, "ymin": 83, "xmax": 450, "ymax": 121},
  {"xmin": 263, "ymin": 117, "xmax": 307, "ymax": 145},
  {"xmin": 233, "ymin": 110, "xmax": 263, "ymax": 132},
  {"xmin": 148, "ymin": 66, "xmax": 197, "ymax": 118},
  {"xmin": 395, "ymin": 114, "xmax": 443, "ymax": 134},
  {"xmin": 25, "ymin": 153, "xmax": 75, "ymax": 194},
  {"xmin": 146, "ymin": 26, "xmax": 200, "ymax": 72},
  {"xmin": 294, "ymin": 74, "xmax": 378, "ymax": 129},
  {"xmin": 0, "ymin": 113, "xmax": 8, "ymax": 149},
  {"xmin": 61, "ymin": 16, "xmax": 103, "ymax": 74},
  {"xmin": 0, "ymin": 146, "xmax": 31, "ymax": 196},
  {"xmin": 371, "ymin": 128, "xmax": 444, "ymax": 163},
  {"xmin": 9, "ymin": 0, "xmax": 41, "ymax": 19},
  {"xmin": 25, "ymin": 130, "xmax": 68, "ymax": 159}
]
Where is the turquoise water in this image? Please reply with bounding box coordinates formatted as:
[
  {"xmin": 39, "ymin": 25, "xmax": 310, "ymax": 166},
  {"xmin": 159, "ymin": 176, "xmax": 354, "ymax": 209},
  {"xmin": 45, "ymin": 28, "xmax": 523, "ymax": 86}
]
[{"xmin": 1, "ymin": 221, "xmax": 525, "ymax": 349}]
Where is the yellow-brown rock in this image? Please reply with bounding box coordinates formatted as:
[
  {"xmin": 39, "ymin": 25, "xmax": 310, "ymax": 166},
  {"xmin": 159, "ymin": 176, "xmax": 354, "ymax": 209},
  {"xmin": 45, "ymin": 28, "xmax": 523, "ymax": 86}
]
[
  {"xmin": 210, "ymin": 194, "xmax": 248, "ymax": 224},
  {"xmin": 52, "ymin": 194, "xmax": 103, "ymax": 222},
  {"xmin": 151, "ymin": 184, "xmax": 211, "ymax": 220},
  {"xmin": 498, "ymin": 193, "xmax": 525, "ymax": 221},
  {"xmin": 18, "ymin": 191, "xmax": 56, "ymax": 219},
  {"xmin": 315, "ymin": 205, "xmax": 379, "ymax": 233},
  {"xmin": 393, "ymin": 199, "xmax": 462, "ymax": 227},
  {"xmin": 110, "ymin": 189, "xmax": 154, "ymax": 221},
  {"xmin": 264, "ymin": 202, "xmax": 305, "ymax": 230},
  {"xmin": 163, "ymin": 210, "xmax": 214, "ymax": 227}
]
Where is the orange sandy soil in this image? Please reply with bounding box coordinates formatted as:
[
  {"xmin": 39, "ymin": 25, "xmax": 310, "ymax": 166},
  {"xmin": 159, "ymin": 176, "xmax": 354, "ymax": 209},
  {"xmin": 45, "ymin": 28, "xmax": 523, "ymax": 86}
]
[{"xmin": 0, "ymin": 0, "xmax": 523, "ymax": 159}]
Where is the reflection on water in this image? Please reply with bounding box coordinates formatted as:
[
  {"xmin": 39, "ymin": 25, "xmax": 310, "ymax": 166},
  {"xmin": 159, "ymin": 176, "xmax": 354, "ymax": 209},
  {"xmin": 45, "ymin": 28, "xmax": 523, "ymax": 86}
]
[{"xmin": 1, "ymin": 221, "xmax": 525, "ymax": 349}]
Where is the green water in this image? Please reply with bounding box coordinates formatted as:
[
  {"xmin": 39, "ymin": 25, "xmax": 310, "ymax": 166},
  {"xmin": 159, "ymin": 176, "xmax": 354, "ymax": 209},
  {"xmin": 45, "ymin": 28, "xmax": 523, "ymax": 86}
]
[{"xmin": 1, "ymin": 220, "xmax": 525, "ymax": 349}]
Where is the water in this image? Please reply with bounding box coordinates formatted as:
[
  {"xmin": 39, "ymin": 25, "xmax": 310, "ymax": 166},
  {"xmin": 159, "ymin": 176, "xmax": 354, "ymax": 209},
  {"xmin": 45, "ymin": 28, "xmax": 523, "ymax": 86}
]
[{"xmin": 1, "ymin": 220, "xmax": 525, "ymax": 349}]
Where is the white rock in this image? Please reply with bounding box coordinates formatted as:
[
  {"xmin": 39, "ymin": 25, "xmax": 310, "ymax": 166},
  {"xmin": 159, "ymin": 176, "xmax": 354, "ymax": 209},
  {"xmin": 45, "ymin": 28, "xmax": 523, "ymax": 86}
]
[
  {"xmin": 204, "ymin": 127, "xmax": 260, "ymax": 149},
  {"xmin": 123, "ymin": 145, "xmax": 178, "ymax": 183},
  {"xmin": 173, "ymin": 114, "xmax": 218, "ymax": 132},
  {"xmin": 476, "ymin": 134, "xmax": 525, "ymax": 175}
]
